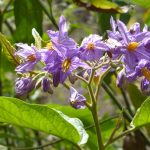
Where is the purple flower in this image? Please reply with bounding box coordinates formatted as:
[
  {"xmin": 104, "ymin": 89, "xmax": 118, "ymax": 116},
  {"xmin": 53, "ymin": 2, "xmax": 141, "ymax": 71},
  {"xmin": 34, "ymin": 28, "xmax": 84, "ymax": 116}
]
[
  {"xmin": 15, "ymin": 77, "xmax": 35, "ymax": 97},
  {"xmin": 15, "ymin": 43, "xmax": 41, "ymax": 73},
  {"xmin": 47, "ymin": 15, "xmax": 77, "ymax": 53},
  {"xmin": 118, "ymin": 20, "xmax": 150, "ymax": 56},
  {"xmin": 107, "ymin": 17, "xmax": 123, "ymax": 41},
  {"xmin": 41, "ymin": 42, "xmax": 58, "ymax": 64},
  {"xmin": 45, "ymin": 51, "xmax": 86, "ymax": 87},
  {"xmin": 69, "ymin": 87, "xmax": 86, "ymax": 109},
  {"xmin": 108, "ymin": 19, "xmax": 150, "ymax": 75},
  {"xmin": 79, "ymin": 34, "xmax": 108, "ymax": 61},
  {"xmin": 127, "ymin": 59, "xmax": 150, "ymax": 82}
]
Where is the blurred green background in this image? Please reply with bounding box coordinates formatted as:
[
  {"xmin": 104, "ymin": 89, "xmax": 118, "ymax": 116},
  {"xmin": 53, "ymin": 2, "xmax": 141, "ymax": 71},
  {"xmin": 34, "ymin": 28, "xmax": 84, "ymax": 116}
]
[{"xmin": 0, "ymin": 0, "xmax": 150, "ymax": 149}]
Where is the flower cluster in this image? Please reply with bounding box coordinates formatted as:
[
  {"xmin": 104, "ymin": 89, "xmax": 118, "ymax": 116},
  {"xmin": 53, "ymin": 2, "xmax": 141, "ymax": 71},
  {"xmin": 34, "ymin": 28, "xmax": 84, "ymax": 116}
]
[
  {"xmin": 107, "ymin": 17, "xmax": 150, "ymax": 93},
  {"xmin": 14, "ymin": 15, "xmax": 150, "ymax": 108}
]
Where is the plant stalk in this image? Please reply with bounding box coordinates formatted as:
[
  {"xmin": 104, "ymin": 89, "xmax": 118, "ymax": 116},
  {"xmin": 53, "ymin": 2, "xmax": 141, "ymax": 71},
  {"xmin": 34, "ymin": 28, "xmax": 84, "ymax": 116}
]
[
  {"xmin": 88, "ymin": 83, "xmax": 104, "ymax": 150},
  {"xmin": 91, "ymin": 103, "xmax": 104, "ymax": 150}
]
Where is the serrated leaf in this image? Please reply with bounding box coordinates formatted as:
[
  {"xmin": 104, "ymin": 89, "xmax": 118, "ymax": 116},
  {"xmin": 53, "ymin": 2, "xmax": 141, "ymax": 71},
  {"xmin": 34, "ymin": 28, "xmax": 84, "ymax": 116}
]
[
  {"xmin": 131, "ymin": 97, "xmax": 150, "ymax": 128},
  {"xmin": 0, "ymin": 97, "xmax": 88, "ymax": 145},
  {"xmin": 0, "ymin": 32, "xmax": 19, "ymax": 65},
  {"xmin": 14, "ymin": 0, "xmax": 43, "ymax": 43}
]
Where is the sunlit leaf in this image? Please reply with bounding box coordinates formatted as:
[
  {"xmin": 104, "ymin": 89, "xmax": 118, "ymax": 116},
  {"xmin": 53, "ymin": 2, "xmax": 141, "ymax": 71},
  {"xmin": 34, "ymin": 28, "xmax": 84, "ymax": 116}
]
[
  {"xmin": 32, "ymin": 28, "xmax": 42, "ymax": 49},
  {"xmin": 0, "ymin": 97, "xmax": 88, "ymax": 145},
  {"xmin": 90, "ymin": 0, "xmax": 128, "ymax": 13},
  {"xmin": 0, "ymin": 32, "xmax": 19, "ymax": 65},
  {"xmin": 131, "ymin": 97, "xmax": 150, "ymax": 128}
]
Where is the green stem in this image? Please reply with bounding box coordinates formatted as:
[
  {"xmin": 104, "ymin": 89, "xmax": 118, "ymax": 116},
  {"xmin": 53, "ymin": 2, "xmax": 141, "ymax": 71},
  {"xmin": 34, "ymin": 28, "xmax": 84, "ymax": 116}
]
[
  {"xmin": 88, "ymin": 82, "xmax": 104, "ymax": 150},
  {"xmin": 114, "ymin": 72, "xmax": 134, "ymax": 116},
  {"xmin": 104, "ymin": 128, "xmax": 135, "ymax": 148},
  {"xmin": 102, "ymin": 81, "xmax": 132, "ymax": 122},
  {"xmin": 38, "ymin": 0, "xmax": 58, "ymax": 29},
  {"xmin": 47, "ymin": 0, "xmax": 59, "ymax": 29},
  {"xmin": 91, "ymin": 103, "xmax": 104, "ymax": 150},
  {"xmin": 120, "ymin": 87, "xmax": 134, "ymax": 116},
  {"xmin": 102, "ymin": 81, "xmax": 150, "ymax": 146},
  {"xmin": 95, "ymin": 66, "xmax": 111, "ymax": 100}
]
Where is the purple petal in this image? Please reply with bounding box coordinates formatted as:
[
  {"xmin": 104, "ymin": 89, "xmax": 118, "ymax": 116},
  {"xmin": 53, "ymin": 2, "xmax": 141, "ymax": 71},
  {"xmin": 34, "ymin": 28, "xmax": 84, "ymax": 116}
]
[{"xmin": 117, "ymin": 20, "xmax": 129, "ymax": 44}]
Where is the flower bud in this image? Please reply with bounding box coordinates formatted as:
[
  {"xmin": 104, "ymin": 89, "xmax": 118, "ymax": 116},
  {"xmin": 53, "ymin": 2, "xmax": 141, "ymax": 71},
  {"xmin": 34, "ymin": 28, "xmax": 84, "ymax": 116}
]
[
  {"xmin": 42, "ymin": 77, "xmax": 53, "ymax": 94},
  {"xmin": 15, "ymin": 77, "xmax": 35, "ymax": 97}
]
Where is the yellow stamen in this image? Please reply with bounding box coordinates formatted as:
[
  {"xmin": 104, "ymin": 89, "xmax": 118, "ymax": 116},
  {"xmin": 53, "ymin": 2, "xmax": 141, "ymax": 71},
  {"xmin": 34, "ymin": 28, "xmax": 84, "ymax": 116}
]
[
  {"xmin": 141, "ymin": 68, "xmax": 150, "ymax": 81},
  {"xmin": 46, "ymin": 42, "xmax": 53, "ymax": 50},
  {"xmin": 127, "ymin": 42, "xmax": 139, "ymax": 52},
  {"xmin": 87, "ymin": 42, "xmax": 95, "ymax": 50},
  {"xmin": 27, "ymin": 54, "xmax": 36, "ymax": 61},
  {"xmin": 62, "ymin": 59, "xmax": 71, "ymax": 72}
]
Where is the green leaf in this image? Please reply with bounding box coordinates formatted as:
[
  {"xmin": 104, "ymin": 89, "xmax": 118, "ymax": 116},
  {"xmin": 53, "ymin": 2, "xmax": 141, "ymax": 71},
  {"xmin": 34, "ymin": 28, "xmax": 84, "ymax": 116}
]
[
  {"xmin": 90, "ymin": 0, "xmax": 128, "ymax": 13},
  {"xmin": 32, "ymin": 28, "xmax": 42, "ymax": 49},
  {"xmin": 48, "ymin": 103, "xmax": 92, "ymax": 127},
  {"xmin": 14, "ymin": 0, "xmax": 43, "ymax": 43},
  {"xmin": 0, "ymin": 97, "xmax": 88, "ymax": 145},
  {"xmin": 0, "ymin": 33, "xmax": 19, "ymax": 65},
  {"xmin": 131, "ymin": 97, "xmax": 150, "ymax": 128},
  {"xmin": 130, "ymin": 0, "xmax": 150, "ymax": 8},
  {"xmin": 127, "ymin": 84, "xmax": 147, "ymax": 110}
]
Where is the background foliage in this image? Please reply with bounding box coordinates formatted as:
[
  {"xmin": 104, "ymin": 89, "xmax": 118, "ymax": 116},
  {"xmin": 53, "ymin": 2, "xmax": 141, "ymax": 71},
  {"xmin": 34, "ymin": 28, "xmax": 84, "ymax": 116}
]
[{"xmin": 1, "ymin": 0, "xmax": 150, "ymax": 150}]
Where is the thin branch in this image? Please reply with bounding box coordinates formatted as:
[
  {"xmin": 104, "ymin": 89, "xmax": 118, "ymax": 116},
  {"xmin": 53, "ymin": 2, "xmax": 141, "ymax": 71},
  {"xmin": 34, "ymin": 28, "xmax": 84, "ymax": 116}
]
[
  {"xmin": 38, "ymin": 0, "xmax": 59, "ymax": 29},
  {"xmin": 102, "ymin": 81, "xmax": 132, "ymax": 122},
  {"xmin": 47, "ymin": 0, "xmax": 59, "ymax": 29},
  {"xmin": 16, "ymin": 139, "xmax": 63, "ymax": 150},
  {"xmin": 104, "ymin": 128, "xmax": 135, "ymax": 148},
  {"xmin": 2, "ymin": 0, "xmax": 13, "ymax": 14},
  {"xmin": 85, "ymin": 114, "xmax": 119, "ymax": 130},
  {"xmin": 114, "ymin": 72, "xmax": 134, "ymax": 116},
  {"xmin": 95, "ymin": 66, "xmax": 111, "ymax": 101},
  {"xmin": 75, "ymin": 74, "xmax": 88, "ymax": 84},
  {"xmin": 4, "ymin": 20, "xmax": 14, "ymax": 35},
  {"xmin": 120, "ymin": 87, "xmax": 134, "ymax": 116},
  {"xmin": 102, "ymin": 81, "xmax": 150, "ymax": 146},
  {"xmin": 62, "ymin": 82, "xmax": 70, "ymax": 90}
]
